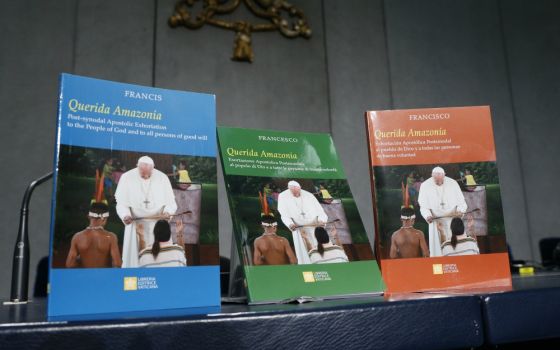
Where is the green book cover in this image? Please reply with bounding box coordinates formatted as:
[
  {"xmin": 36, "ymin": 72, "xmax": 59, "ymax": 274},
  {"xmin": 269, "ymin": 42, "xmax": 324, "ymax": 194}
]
[{"xmin": 218, "ymin": 126, "xmax": 384, "ymax": 303}]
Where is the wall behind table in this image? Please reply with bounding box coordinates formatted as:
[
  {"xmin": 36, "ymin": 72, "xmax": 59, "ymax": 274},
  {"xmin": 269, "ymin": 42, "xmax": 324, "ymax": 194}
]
[
  {"xmin": 0, "ymin": 0, "xmax": 77, "ymax": 300},
  {"xmin": 1, "ymin": 0, "xmax": 559, "ymax": 298},
  {"xmin": 500, "ymin": 0, "xmax": 560, "ymax": 261},
  {"xmin": 382, "ymin": 0, "xmax": 533, "ymax": 260},
  {"xmin": 155, "ymin": 0, "xmax": 331, "ymax": 262}
]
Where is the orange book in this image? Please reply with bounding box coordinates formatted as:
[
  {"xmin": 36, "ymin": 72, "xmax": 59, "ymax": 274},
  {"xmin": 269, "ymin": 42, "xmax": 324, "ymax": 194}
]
[{"xmin": 365, "ymin": 106, "xmax": 511, "ymax": 293}]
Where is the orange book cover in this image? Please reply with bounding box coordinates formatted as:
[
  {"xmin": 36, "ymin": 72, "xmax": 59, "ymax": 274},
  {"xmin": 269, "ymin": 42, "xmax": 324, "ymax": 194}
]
[{"xmin": 365, "ymin": 106, "xmax": 511, "ymax": 293}]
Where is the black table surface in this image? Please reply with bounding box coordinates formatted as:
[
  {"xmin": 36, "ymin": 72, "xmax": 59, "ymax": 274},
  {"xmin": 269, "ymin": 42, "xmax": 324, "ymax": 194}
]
[
  {"xmin": 1, "ymin": 293, "xmax": 483, "ymax": 350},
  {"xmin": 2, "ymin": 271, "xmax": 560, "ymax": 349},
  {"xmin": 482, "ymin": 271, "xmax": 560, "ymax": 345}
]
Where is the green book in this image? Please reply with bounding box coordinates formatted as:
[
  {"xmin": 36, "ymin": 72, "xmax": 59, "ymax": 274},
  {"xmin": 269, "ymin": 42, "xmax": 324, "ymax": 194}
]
[{"xmin": 218, "ymin": 126, "xmax": 384, "ymax": 304}]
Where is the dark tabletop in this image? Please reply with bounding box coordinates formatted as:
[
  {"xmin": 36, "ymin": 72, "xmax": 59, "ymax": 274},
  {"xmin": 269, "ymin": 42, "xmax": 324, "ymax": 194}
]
[
  {"xmin": 482, "ymin": 271, "xmax": 560, "ymax": 345},
  {"xmin": 0, "ymin": 293, "xmax": 483, "ymax": 350},
  {"xmin": 3, "ymin": 271, "xmax": 560, "ymax": 349}
]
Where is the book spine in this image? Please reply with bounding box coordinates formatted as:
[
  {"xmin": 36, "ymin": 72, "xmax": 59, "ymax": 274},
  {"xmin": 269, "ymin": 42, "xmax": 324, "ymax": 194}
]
[
  {"xmin": 216, "ymin": 129, "xmax": 252, "ymax": 301},
  {"xmin": 364, "ymin": 112, "xmax": 383, "ymax": 270}
]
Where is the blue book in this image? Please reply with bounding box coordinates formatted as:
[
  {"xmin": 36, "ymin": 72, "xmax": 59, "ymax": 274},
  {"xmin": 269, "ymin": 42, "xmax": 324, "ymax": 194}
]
[{"xmin": 48, "ymin": 74, "xmax": 220, "ymax": 320}]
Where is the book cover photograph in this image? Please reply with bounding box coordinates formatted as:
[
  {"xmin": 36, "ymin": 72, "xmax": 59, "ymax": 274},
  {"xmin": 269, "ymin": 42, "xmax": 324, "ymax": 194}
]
[
  {"xmin": 218, "ymin": 127, "xmax": 384, "ymax": 304},
  {"xmin": 366, "ymin": 106, "xmax": 512, "ymax": 293},
  {"xmin": 48, "ymin": 74, "xmax": 220, "ymax": 320}
]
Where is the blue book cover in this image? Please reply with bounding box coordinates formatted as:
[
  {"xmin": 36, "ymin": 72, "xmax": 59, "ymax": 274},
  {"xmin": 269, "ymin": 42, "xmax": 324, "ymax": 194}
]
[{"xmin": 48, "ymin": 74, "xmax": 220, "ymax": 320}]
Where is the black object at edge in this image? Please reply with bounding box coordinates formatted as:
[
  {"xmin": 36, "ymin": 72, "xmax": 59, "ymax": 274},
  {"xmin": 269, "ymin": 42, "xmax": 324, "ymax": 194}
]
[{"xmin": 10, "ymin": 172, "xmax": 53, "ymax": 302}]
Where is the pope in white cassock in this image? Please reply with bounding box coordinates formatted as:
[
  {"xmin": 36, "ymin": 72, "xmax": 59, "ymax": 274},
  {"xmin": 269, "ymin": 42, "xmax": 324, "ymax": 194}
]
[
  {"xmin": 277, "ymin": 181, "xmax": 328, "ymax": 264},
  {"xmin": 115, "ymin": 156, "xmax": 177, "ymax": 267},
  {"xmin": 418, "ymin": 166, "xmax": 467, "ymax": 257}
]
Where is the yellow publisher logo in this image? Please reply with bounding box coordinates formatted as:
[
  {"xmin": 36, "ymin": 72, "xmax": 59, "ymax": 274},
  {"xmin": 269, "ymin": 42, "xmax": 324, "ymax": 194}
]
[
  {"xmin": 519, "ymin": 266, "xmax": 534, "ymax": 276},
  {"xmin": 302, "ymin": 271, "xmax": 315, "ymax": 283},
  {"xmin": 124, "ymin": 277, "xmax": 138, "ymax": 291},
  {"xmin": 432, "ymin": 264, "xmax": 443, "ymax": 275}
]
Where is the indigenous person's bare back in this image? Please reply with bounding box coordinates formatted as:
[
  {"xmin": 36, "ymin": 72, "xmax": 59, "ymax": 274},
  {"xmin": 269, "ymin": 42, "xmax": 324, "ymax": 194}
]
[
  {"xmin": 66, "ymin": 229, "xmax": 122, "ymax": 268},
  {"xmin": 253, "ymin": 235, "xmax": 297, "ymax": 265},
  {"xmin": 390, "ymin": 228, "xmax": 429, "ymax": 259}
]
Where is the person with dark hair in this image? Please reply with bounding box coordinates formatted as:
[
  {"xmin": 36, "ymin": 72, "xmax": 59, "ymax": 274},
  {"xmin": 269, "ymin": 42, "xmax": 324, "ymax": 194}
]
[
  {"xmin": 253, "ymin": 215, "xmax": 297, "ymax": 265},
  {"xmin": 463, "ymin": 169, "xmax": 476, "ymax": 186},
  {"xmin": 112, "ymin": 162, "xmax": 126, "ymax": 186},
  {"xmin": 308, "ymin": 227, "xmax": 349, "ymax": 264},
  {"xmin": 263, "ymin": 183, "xmax": 276, "ymax": 210},
  {"xmin": 389, "ymin": 207, "xmax": 429, "ymax": 259},
  {"xmin": 177, "ymin": 160, "xmax": 192, "ymax": 190},
  {"xmin": 462, "ymin": 169, "xmax": 477, "ymax": 191},
  {"xmin": 318, "ymin": 183, "xmax": 334, "ymax": 204},
  {"xmin": 440, "ymin": 216, "xmax": 479, "ymax": 256},
  {"xmin": 406, "ymin": 172, "xmax": 418, "ymax": 203},
  {"xmin": 66, "ymin": 202, "xmax": 122, "ymax": 268},
  {"xmin": 137, "ymin": 219, "xmax": 186, "ymax": 267},
  {"xmin": 102, "ymin": 158, "xmax": 115, "ymax": 199}
]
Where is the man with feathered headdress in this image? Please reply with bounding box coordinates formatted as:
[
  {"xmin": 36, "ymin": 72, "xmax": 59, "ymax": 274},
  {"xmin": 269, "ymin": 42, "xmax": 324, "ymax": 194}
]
[
  {"xmin": 252, "ymin": 191, "xmax": 297, "ymax": 265},
  {"xmin": 389, "ymin": 207, "xmax": 429, "ymax": 259},
  {"xmin": 66, "ymin": 202, "xmax": 122, "ymax": 268}
]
